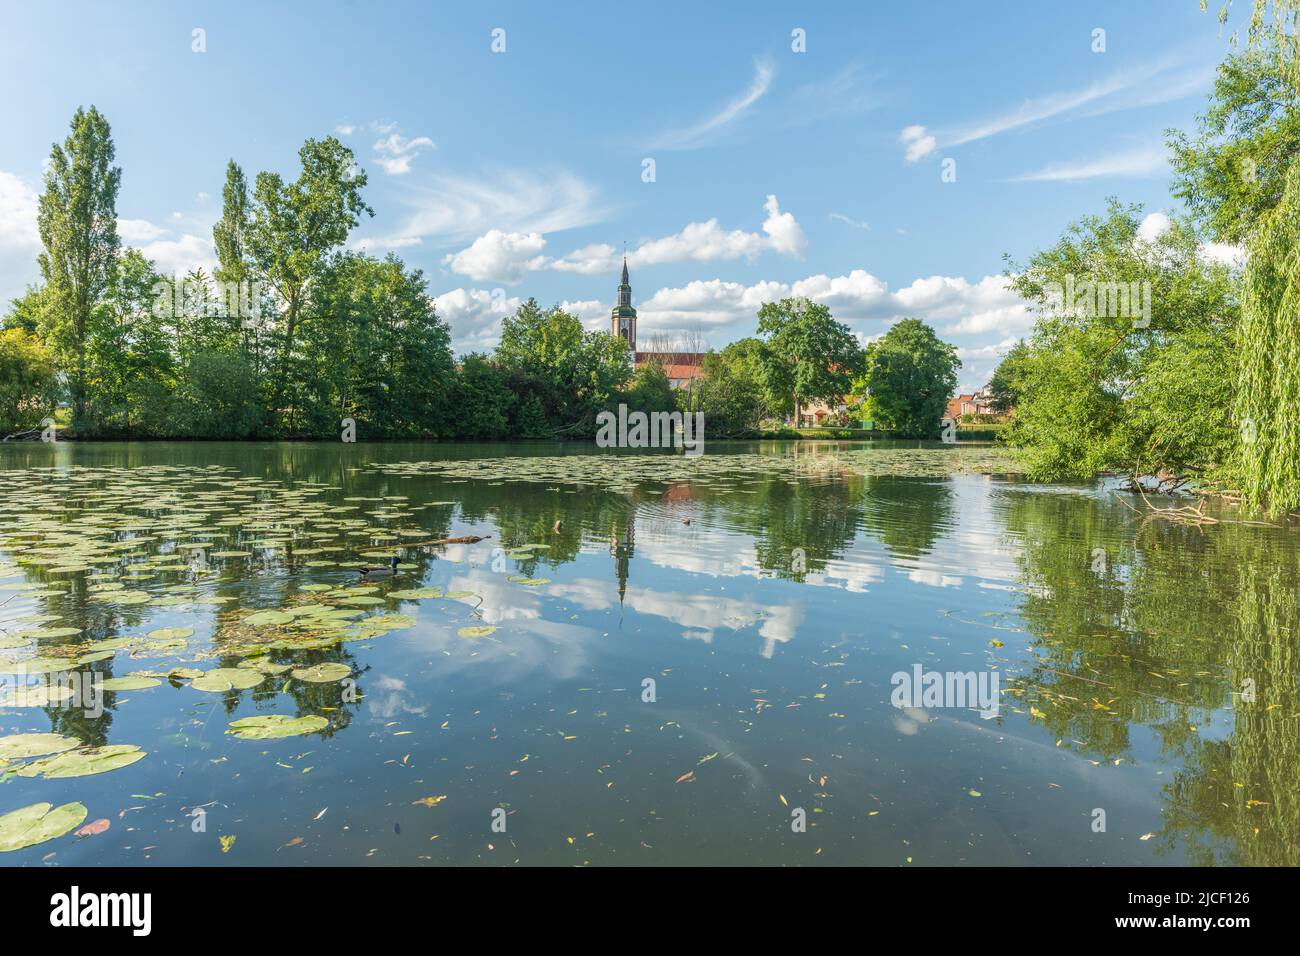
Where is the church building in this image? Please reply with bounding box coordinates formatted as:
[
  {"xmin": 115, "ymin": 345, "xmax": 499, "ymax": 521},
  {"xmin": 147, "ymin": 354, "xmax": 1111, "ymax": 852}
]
[{"xmin": 611, "ymin": 258, "xmax": 707, "ymax": 390}]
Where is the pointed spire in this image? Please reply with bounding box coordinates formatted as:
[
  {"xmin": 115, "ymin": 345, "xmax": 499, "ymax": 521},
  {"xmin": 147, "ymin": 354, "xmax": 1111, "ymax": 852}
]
[{"xmin": 621, "ymin": 255, "xmax": 629, "ymax": 285}]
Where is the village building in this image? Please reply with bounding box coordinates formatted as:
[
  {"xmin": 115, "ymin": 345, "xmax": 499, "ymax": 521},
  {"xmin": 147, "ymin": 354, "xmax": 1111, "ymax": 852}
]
[
  {"xmin": 945, "ymin": 385, "xmax": 998, "ymax": 420},
  {"xmin": 611, "ymin": 259, "xmax": 707, "ymax": 389}
]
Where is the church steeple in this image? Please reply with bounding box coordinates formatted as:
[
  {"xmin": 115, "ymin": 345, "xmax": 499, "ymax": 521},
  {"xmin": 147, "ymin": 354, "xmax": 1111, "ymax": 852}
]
[{"xmin": 611, "ymin": 256, "xmax": 637, "ymax": 352}]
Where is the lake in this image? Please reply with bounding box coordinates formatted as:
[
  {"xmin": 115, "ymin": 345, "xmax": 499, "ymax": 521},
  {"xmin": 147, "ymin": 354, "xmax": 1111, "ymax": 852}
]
[{"xmin": 1, "ymin": 440, "xmax": 1296, "ymax": 865}]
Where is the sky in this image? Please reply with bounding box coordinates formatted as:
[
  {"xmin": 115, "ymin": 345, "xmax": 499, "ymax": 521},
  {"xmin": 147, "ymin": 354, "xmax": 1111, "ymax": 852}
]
[{"xmin": 0, "ymin": 0, "xmax": 1240, "ymax": 390}]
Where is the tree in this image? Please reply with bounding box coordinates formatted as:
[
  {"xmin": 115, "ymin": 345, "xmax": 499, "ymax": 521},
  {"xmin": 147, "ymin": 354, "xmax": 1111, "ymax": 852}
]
[
  {"xmin": 0, "ymin": 328, "xmax": 58, "ymax": 434},
  {"xmin": 988, "ymin": 340, "xmax": 1032, "ymax": 413},
  {"xmin": 244, "ymin": 137, "xmax": 373, "ymax": 422},
  {"xmin": 1004, "ymin": 201, "xmax": 1238, "ymax": 482},
  {"xmin": 36, "ymin": 105, "xmax": 121, "ymax": 425},
  {"xmin": 3, "ymin": 287, "xmax": 48, "ymax": 335},
  {"xmin": 453, "ymin": 354, "xmax": 514, "ymax": 439},
  {"xmin": 213, "ymin": 160, "xmax": 251, "ymax": 285},
  {"xmin": 1177, "ymin": 5, "xmax": 1300, "ymax": 513},
  {"xmin": 755, "ymin": 297, "xmax": 863, "ymax": 424},
  {"xmin": 863, "ymin": 319, "xmax": 960, "ymax": 438}
]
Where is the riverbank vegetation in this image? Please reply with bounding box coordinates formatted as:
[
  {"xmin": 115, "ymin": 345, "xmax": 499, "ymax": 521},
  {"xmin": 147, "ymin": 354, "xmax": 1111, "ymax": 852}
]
[
  {"xmin": 993, "ymin": 8, "xmax": 1300, "ymax": 517},
  {"xmin": 2, "ymin": 109, "xmax": 959, "ymax": 443}
]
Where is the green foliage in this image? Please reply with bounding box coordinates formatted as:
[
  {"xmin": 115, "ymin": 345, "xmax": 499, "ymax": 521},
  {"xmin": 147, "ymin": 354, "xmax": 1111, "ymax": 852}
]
[
  {"xmin": 623, "ymin": 360, "xmax": 675, "ymax": 414},
  {"xmin": 243, "ymin": 136, "xmax": 374, "ymax": 419},
  {"xmin": 693, "ymin": 344, "xmax": 770, "ymax": 437},
  {"xmin": 36, "ymin": 105, "xmax": 121, "ymax": 425},
  {"xmin": 0, "ymin": 328, "xmax": 59, "ymax": 433},
  {"xmin": 1169, "ymin": 43, "xmax": 1300, "ymax": 245},
  {"xmin": 988, "ymin": 339, "xmax": 1032, "ymax": 413},
  {"xmin": 1004, "ymin": 201, "xmax": 1239, "ymax": 481},
  {"xmin": 1236, "ymin": 161, "xmax": 1300, "ymax": 514},
  {"xmin": 454, "ymin": 353, "xmax": 515, "ymax": 439},
  {"xmin": 755, "ymin": 298, "xmax": 864, "ymax": 420},
  {"xmin": 168, "ymin": 349, "xmax": 263, "ymax": 438},
  {"xmin": 863, "ymin": 318, "xmax": 960, "ymax": 438}
]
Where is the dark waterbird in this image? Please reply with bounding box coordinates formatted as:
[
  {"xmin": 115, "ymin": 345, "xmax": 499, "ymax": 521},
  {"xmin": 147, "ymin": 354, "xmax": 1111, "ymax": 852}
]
[{"xmin": 357, "ymin": 555, "xmax": 400, "ymax": 578}]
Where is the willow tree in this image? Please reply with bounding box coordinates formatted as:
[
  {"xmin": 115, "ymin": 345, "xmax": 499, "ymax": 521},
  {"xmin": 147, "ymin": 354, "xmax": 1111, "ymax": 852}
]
[
  {"xmin": 1237, "ymin": 165, "xmax": 1300, "ymax": 513},
  {"xmin": 1174, "ymin": 2, "xmax": 1300, "ymax": 512}
]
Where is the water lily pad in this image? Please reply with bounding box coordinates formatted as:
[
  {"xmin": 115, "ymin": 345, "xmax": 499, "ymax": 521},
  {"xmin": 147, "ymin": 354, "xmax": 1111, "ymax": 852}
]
[
  {"xmin": 147, "ymin": 627, "xmax": 194, "ymax": 641},
  {"xmin": 237, "ymin": 659, "xmax": 291, "ymax": 675},
  {"xmin": 290, "ymin": 662, "xmax": 351, "ymax": 683},
  {"xmin": 0, "ymin": 802, "xmax": 88, "ymax": 853},
  {"xmin": 191, "ymin": 668, "xmax": 266, "ymax": 692},
  {"xmin": 16, "ymin": 745, "xmax": 147, "ymax": 779},
  {"xmin": 226, "ymin": 714, "xmax": 328, "ymax": 739},
  {"xmin": 458, "ymin": 625, "xmax": 497, "ymax": 639},
  {"xmin": 0, "ymin": 733, "xmax": 81, "ymax": 760},
  {"xmin": 101, "ymin": 676, "xmax": 161, "ymax": 691},
  {"xmin": 244, "ymin": 610, "xmax": 293, "ymax": 627},
  {"xmin": 387, "ymin": 587, "xmax": 444, "ymax": 600},
  {"xmin": 508, "ymin": 577, "xmax": 551, "ymax": 586}
]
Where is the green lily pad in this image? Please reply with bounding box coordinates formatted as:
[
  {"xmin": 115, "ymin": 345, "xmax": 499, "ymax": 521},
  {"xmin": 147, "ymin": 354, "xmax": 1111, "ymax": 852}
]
[
  {"xmin": 101, "ymin": 676, "xmax": 161, "ymax": 691},
  {"xmin": 290, "ymin": 662, "xmax": 351, "ymax": 683},
  {"xmin": 147, "ymin": 627, "xmax": 194, "ymax": 641},
  {"xmin": 0, "ymin": 802, "xmax": 88, "ymax": 853},
  {"xmin": 0, "ymin": 733, "xmax": 81, "ymax": 760},
  {"xmin": 244, "ymin": 610, "xmax": 294, "ymax": 627},
  {"xmin": 387, "ymin": 587, "xmax": 444, "ymax": 600},
  {"xmin": 191, "ymin": 668, "xmax": 266, "ymax": 692},
  {"xmin": 16, "ymin": 745, "xmax": 147, "ymax": 779},
  {"xmin": 457, "ymin": 625, "xmax": 497, "ymax": 639},
  {"xmin": 226, "ymin": 714, "xmax": 329, "ymax": 740},
  {"xmin": 508, "ymin": 577, "xmax": 551, "ymax": 586}
]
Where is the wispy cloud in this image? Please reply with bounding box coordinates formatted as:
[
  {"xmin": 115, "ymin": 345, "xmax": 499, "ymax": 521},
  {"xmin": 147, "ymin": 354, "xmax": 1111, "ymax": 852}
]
[
  {"xmin": 652, "ymin": 58, "xmax": 773, "ymax": 149},
  {"xmin": 354, "ymin": 169, "xmax": 606, "ymax": 251},
  {"xmin": 1009, "ymin": 145, "xmax": 1167, "ymax": 182},
  {"xmin": 901, "ymin": 54, "xmax": 1211, "ymax": 162}
]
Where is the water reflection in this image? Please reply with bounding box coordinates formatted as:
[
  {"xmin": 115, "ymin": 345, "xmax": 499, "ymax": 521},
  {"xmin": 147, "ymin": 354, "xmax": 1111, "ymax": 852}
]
[{"xmin": 0, "ymin": 441, "xmax": 1297, "ymax": 865}]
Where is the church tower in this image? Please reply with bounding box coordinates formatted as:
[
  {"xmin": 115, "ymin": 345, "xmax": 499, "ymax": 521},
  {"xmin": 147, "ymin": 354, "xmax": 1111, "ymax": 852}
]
[{"xmin": 611, "ymin": 257, "xmax": 637, "ymax": 353}]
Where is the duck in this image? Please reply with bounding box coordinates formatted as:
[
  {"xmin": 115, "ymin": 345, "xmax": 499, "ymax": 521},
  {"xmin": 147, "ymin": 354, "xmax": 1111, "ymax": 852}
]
[{"xmin": 357, "ymin": 555, "xmax": 400, "ymax": 578}]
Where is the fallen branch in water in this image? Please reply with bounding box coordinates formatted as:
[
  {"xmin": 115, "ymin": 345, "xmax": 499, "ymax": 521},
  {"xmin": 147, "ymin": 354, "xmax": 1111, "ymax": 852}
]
[
  {"xmin": 1115, "ymin": 490, "xmax": 1219, "ymax": 526},
  {"xmin": 407, "ymin": 535, "xmax": 491, "ymax": 548}
]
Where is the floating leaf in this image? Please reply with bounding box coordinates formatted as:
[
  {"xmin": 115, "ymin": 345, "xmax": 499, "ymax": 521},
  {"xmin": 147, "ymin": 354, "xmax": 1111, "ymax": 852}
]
[
  {"xmin": 191, "ymin": 668, "xmax": 266, "ymax": 692},
  {"xmin": 16, "ymin": 745, "xmax": 147, "ymax": 779},
  {"xmin": 290, "ymin": 662, "xmax": 351, "ymax": 683},
  {"xmin": 457, "ymin": 625, "xmax": 497, "ymax": 639},
  {"xmin": 0, "ymin": 801, "xmax": 88, "ymax": 853},
  {"xmin": 0, "ymin": 733, "xmax": 81, "ymax": 760},
  {"xmin": 227, "ymin": 715, "xmax": 328, "ymax": 740},
  {"xmin": 101, "ymin": 676, "xmax": 161, "ymax": 691}
]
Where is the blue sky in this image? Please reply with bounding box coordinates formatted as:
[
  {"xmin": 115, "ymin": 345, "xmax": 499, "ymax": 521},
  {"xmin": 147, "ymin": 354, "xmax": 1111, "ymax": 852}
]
[{"xmin": 0, "ymin": 1, "xmax": 1236, "ymax": 389}]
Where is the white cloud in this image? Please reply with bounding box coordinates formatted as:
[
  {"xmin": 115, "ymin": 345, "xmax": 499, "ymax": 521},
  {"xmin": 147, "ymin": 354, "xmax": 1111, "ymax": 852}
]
[
  {"xmin": 829, "ymin": 212, "xmax": 870, "ymax": 230},
  {"xmin": 356, "ymin": 169, "xmax": 605, "ymax": 251},
  {"xmin": 1138, "ymin": 211, "xmax": 1172, "ymax": 242},
  {"xmin": 900, "ymin": 124, "xmax": 937, "ymax": 162},
  {"xmin": 0, "ymin": 170, "xmax": 40, "ymax": 256},
  {"xmin": 652, "ymin": 58, "xmax": 773, "ymax": 149},
  {"xmin": 372, "ymin": 128, "xmax": 436, "ymax": 175},
  {"xmin": 0, "ymin": 170, "xmax": 40, "ymax": 305},
  {"xmin": 335, "ymin": 123, "xmax": 356, "ymax": 136},
  {"xmin": 901, "ymin": 56, "xmax": 1211, "ymax": 161},
  {"xmin": 117, "ymin": 218, "xmax": 167, "ymax": 243},
  {"xmin": 442, "ymin": 195, "xmax": 805, "ymax": 284},
  {"xmin": 631, "ymin": 194, "xmax": 805, "ymax": 265},
  {"xmin": 431, "ymin": 286, "xmax": 522, "ymax": 355},
  {"xmin": 136, "ymin": 232, "xmax": 217, "ymax": 277},
  {"xmin": 637, "ymin": 268, "xmax": 1030, "ymax": 342},
  {"xmin": 442, "ymin": 230, "xmax": 547, "ymax": 283},
  {"xmin": 1010, "ymin": 145, "xmax": 1166, "ymax": 182}
]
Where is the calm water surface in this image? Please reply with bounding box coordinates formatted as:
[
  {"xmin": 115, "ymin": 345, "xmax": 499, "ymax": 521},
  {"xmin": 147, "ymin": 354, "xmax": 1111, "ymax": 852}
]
[{"xmin": 1, "ymin": 440, "xmax": 1296, "ymax": 866}]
